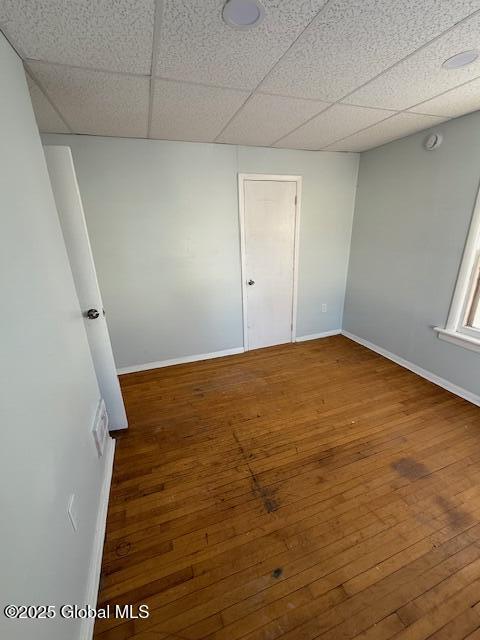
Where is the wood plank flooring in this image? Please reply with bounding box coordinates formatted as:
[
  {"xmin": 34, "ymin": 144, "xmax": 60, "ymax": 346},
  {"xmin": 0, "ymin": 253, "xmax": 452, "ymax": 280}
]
[{"xmin": 94, "ymin": 335, "xmax": 480, "ymax": 640}]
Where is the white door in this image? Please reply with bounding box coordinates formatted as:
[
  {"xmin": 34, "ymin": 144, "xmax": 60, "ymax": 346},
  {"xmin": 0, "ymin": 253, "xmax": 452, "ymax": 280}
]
[
  {"xmin": 44, "ymin": 146, "xmax": 128, "ymax": 430},
  {"xmin": 242, "ymin": 178, "xmax": 298, "ymax": 350}
]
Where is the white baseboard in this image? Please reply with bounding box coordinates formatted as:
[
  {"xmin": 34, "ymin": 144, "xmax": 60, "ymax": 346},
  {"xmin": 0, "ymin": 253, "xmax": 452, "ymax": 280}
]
[
  {"xmin": 295, "ymin": 329, "xmax": 341, "ymax": 342},
  {"xmin": 118, "ymin": 336, "xmax": 348, "ymax": 373},
  {"xmin": 117, "ymin": 346, "xmax": 245, "ymax": 375},
  {"xmin": 341, "ymin": 330, "xmax": 480, "ymax": 408},
  {"xmin": 80, "ymin": 437, "xmax": 116, "ymax": 640}
]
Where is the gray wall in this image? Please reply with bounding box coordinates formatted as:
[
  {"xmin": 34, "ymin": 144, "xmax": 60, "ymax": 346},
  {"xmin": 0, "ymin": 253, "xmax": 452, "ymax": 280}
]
[
  {"xmin": 344, "ymin": 111, "xmax": 480, "ymax": 397},
  {"xmin": 0, "ymin": 34, "xmax": 108, "ymax": 639},
  {"xmin": 42, "ymin": 134, "xmax": 359, "ymax": 369}
]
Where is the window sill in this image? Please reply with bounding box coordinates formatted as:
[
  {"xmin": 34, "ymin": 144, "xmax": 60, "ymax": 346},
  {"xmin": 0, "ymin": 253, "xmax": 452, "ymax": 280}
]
[{"xmin": 434, "ymin": 327, "xmax": 480, "ymax": 353}]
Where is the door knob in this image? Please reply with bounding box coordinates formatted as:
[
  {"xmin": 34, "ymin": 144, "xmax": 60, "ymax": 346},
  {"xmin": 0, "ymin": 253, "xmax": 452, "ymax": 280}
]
[
  {"xmin": 86, "ymin": 308, "xmax": 100, "ymax": 319},
  {"xmin": 248, "ymin": 279, "xmax": 255, "ymax": 286}
]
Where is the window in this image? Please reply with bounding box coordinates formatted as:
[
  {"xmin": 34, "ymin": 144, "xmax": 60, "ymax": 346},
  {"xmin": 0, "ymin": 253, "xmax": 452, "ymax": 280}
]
[
  {"xmin": 465, "ymin": 255, "xmax": 480, "ymax": 330},
  {"xmin": 435, "ymin": 190, "xmax": 480, "ymax": 352}
]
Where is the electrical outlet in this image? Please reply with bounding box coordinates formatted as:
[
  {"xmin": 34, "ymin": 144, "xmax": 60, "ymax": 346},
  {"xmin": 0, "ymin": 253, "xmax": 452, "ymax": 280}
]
[
  {"xmin": 68, "ymin": 494, "xmax": 78, "ymax": 532},
  {"xmin": 92, "ymin": 398, "xmax": 108, "ymax": 458},
  {"xmin": 322, "ymin": 303, "xmax": 327, "ymax": 313}
]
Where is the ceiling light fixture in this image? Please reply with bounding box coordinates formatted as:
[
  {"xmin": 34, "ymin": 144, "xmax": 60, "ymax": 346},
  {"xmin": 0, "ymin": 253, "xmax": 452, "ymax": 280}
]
[
  {"xmin": 442, "ymin": 50, "xmax": 479, "ymax": 69},
  {"xmin": 222, "ymin": 0, "xmax": 264, "ymax": 29}
]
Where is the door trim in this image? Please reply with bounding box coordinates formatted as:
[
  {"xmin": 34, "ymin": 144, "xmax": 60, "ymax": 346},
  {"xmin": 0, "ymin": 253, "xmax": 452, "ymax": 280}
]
[{"xmin": 238, "ymin": 173, "xmax": 302, "ymax": 351}]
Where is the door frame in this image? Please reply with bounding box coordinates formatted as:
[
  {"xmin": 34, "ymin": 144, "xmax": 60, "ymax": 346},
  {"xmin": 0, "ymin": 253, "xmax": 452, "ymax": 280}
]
[{"xmin": 238, "ymin": 173, "xmax": 302, "ymax": 351}]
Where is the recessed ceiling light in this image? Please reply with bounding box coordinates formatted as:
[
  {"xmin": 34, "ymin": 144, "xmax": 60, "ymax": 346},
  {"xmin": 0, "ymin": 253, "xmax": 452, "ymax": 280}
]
[
  {"xmin": 222, "ymin": 0, "xmax": 264, "ymax": 29},
  {"xmin": 442, "ymin": 50, "xmax": 479, "ymax": 69}
]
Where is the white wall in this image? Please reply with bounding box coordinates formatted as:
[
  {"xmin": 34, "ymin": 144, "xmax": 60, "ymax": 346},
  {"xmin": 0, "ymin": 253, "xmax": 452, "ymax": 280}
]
[
  {"xmin": 0, "ymin": 34, "xmax": 108, "ymax": 639},
  {"xmin": 42, "ymin": 134, "xmax": 359, "ymax": 370},
  {"xmin": 344, "ymin": 111, "xmax": 480, "ymax": 398}
]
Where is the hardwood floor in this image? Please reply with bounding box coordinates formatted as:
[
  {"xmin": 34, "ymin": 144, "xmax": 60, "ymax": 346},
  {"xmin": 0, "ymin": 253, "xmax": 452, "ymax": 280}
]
[{"xmin": 94, "ymin": 335, "xmax": 480, "ymax": 640}]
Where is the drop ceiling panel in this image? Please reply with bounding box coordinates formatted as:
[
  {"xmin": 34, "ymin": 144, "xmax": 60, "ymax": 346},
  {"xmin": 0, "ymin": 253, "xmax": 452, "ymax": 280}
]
[
  {"xmin": 154, "ymin": 0, "xmax": 328, "ymax": 90},
  {"xmin": 5, "ymin": 0, "xmax": 480, "ymax": 149},
  {"xmin": 150, "ymin": 79, "xmax": 249, "ymax": 142},
  {"xmin": 260, "ymin": 0, "xmax": 480, "ymax": 102},
  {"xmin": 275, "ymin": 104, "xmax": 393, "ymax": 150},
  {"xmin": 27, "ymin": 62, "xmax": 150, "ymax": 138},
  {"xmin": 347, "ymin": 11, "xmax": 480, "ymax": 111},
  {"xmin": 411, "ymin": 77, "xmax": 480, "ymax": 118},
  {"xmin": 25, "ymin": 73, "xmax": 70, "ymax": 133},
  {"xmin": 217, "ymin": 93, "xmax": 330, "ymax": 147},
  {"xmin": 326, "ymin": 112, "xmax": 448, "ymax": 152},
  {"xmin": 0, "ymin": 0, "xmax": 155, "ymax": 74}
]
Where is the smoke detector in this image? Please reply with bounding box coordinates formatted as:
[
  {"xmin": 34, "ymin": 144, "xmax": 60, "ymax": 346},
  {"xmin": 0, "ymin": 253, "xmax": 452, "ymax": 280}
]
[{"xmin": 424, "ymin": 133, "xmax": 443, "ymax": 151}]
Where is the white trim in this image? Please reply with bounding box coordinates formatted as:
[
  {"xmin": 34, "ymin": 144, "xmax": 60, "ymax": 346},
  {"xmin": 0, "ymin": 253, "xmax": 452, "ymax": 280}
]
[
  {"xmin": 80, "ymin": 437, "xmax": 116, "ymax": 640},
  {"xmin": 295, "ymin": 329, "xmax": 341, "ymax": 342},
  {"xmin": 291, "ymin": 180, "xmax": 302, "ymax": 342},
  {"xmin": 238, "ymin": 175, "xmax": 249, "ymax": 350},
  {"xmin": 435, "ymin": 327, "xmax": 480, "ymax": 353},
  {"xmin": 435, "ymin": 179, "xmax": 480, "ymax": 349},
  {"xmin": 237, "ymin": 173, "xmax": 302, "ymax": 351},
  {"xmin": 117, "ymin": 347, "xmax": 245, "ymax": 375},
  {"xmin": 446, "ymin": 188, "xmax": 480, "ymax": 331},
  {"xmin": 342, "ymin": 330, "xmax": 480, "ymax": 408}
]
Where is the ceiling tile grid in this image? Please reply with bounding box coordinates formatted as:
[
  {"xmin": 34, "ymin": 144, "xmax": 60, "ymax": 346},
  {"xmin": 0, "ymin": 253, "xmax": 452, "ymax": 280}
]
[
  {"xmin": 275, "ymin": 103, "xmax": 395, "ymax": 150},
  {"xmin": 346, "ymin": 10, "xmax": 480, "ymax": 111},
  {"xmin": 25, "ymin": 73, "xmax": 70, "ymax": 133},
  {"xmin": 150, "ymin": 79, "xmax": 249, "ymax": 142},
  {"xmin": 3, "ymin": 0, "xmax": 480, "ymax": 151},
  {"xmin": 153, "ymin": 0, "xmax": 329, "ymax": 90},
  {"xmin": 27, "ymin": 61, "xmax": 150, "ymax": 138},
  {"xmin": 0, "ymin": 0, "xmax": 155, "ymax": 74},
  {"xmin": 326, "ymin": 112, "xmax": 449, "ymax": 152},
  {"xmin": 216, "ymin": 92, "xmax": 331, "ymax": 146},
  {"xmin": 408, "ymin": 76, "xmax": 480, "ymax": 118},
  {"xmin": 260, "ymin": 0, "xmax": 480, "ymax": 102}
]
